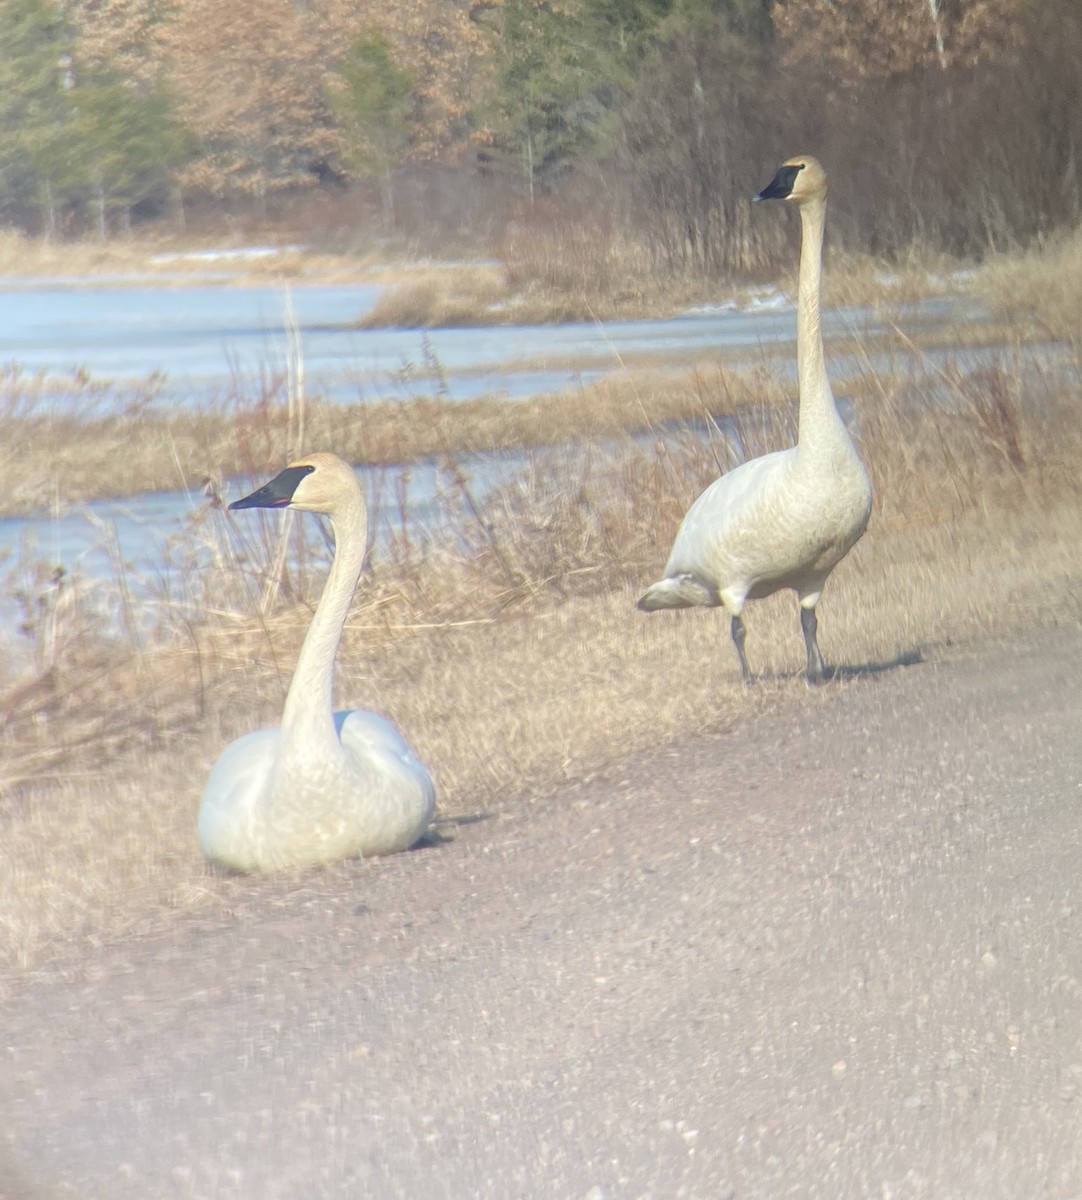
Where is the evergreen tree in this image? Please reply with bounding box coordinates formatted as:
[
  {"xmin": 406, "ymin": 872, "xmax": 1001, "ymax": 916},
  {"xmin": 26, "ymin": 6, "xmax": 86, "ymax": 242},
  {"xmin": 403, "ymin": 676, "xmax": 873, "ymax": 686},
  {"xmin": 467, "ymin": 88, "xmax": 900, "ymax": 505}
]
[
  {"xmin": 614, "ymin": 0, "xmax": 778, "ymax": 274},
  {"xmin": 331, "ymin": 32, "xmax": 414, "ymax": 228},
  {"xmin": 480, "ymin": 0, "xmax": 609, "ymax": 200},
  {"xmin": 67, "ymin": 75, "xmax": 191, "ymax": 236},
  {"xmin": 0, "ymin": 0, "xmax": 187, "ymax": 234},
  {"xmin": 0, "ymin": 0, "xmax": 78, "ymax": 231}
]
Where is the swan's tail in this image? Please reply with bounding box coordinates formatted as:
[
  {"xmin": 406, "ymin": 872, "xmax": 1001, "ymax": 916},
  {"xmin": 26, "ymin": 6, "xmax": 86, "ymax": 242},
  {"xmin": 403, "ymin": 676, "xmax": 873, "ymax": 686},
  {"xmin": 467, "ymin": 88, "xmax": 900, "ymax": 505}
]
[{"xmin": 637, "ymin": 574, "xmax": 718, "ymax": 611}]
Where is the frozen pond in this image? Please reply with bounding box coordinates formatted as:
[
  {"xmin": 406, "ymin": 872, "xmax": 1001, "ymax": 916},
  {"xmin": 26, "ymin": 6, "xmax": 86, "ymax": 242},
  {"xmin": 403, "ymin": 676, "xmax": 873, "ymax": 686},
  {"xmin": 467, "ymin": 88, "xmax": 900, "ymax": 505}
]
[
  {"xmin": 0, "ymin": 436, "xmax": 684, "ymax": 651},
  {"xmin": 0, "ymin": 275, "xmax": 978, "ymax": 409},
  {"xmin": 0, "ymin": 271, "xmax": 1005, "ymax": 648},
  {"xmin": 0, "ymin": 451, "xmax": 531, "ymax": 587}
]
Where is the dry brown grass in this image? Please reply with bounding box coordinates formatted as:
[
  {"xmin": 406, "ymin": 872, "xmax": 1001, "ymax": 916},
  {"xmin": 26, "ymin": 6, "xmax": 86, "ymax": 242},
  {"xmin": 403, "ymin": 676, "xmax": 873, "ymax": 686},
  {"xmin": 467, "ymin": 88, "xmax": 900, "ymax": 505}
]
[
  {"xmin": 356, "ymin": 268, "xmax": 764, "ymax": 328},
  {"xmin": 0, "ymin": 230, "xmax": 177, "ymax": 279},
  {"xmin": 0, "ymin": 357, "xmax": 775, "ymax": 515},
  {"xmin": 2, "ymin": 311, "xmax": 1081, "ymax": 987},
  {"xmin": 357, "ymin": 237, "xmax": 976, "ymax": 330},
  {"xmin": 355, "ymin": 262, "xmax": 639, "ymax": 328},
  {"xmin": 355, "ymin": 264, "xmax": 521, "ymax": 328},
  {"xmin": 821, "ymin": 245, "xmax": 976, "ymax": 309},
  {"xmin": 0, "ymin": 228, "xmax": 395, "ymax": 287},
  {"xmin": 357, "ymin": 237, "xmax": 766, "ymax": 328},
  {"xmin": 975, "ymin": 224, "xmax": 1082, "ymax": 344},
  {"xmin": 2, "ymin": 492, "xmax": 1080, "ymax": 983},
  {"xmin": 0, "ymin": 311, "xmax": 1026, "ymax": 518}
]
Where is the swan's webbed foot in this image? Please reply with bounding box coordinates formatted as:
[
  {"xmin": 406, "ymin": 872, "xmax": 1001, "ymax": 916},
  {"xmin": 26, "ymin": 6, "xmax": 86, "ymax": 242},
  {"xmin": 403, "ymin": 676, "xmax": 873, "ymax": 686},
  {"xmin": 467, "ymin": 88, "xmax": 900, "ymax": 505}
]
[
  {"xmin": 801, "ymin": 606, "xmax": 828, "ymax": 684},
  {"xmin": 731, "ymin": 614, "xmax": 753, "ymax": 686}
]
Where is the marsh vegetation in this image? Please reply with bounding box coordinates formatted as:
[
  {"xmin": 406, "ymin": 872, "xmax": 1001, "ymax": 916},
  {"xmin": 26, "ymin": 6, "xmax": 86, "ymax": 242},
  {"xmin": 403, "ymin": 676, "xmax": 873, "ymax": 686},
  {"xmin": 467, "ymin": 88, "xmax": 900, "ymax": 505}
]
[{"xmin": 1, "ymin": 237, "xmax": 1080, "ymax": 984}]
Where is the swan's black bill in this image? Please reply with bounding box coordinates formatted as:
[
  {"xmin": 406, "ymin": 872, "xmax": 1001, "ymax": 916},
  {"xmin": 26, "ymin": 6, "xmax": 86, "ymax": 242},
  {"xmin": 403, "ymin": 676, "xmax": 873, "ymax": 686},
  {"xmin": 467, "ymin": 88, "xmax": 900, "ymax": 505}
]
[
  {"xmin": 231, "ymin": 464, "xmax": 315, "ymax": 510},
  {"xmin": 754, "ymin": 163, "xmax": 803, "ymax": 202}
]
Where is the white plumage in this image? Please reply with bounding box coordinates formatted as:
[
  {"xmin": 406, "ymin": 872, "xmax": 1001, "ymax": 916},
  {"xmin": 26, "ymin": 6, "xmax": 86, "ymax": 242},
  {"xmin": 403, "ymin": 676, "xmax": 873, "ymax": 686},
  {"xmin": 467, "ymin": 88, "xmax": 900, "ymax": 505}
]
[
  {"xmin": 638, "ymin": 156, "xmax": 873, "ymax": 683},
  {"xmin": 198, "ymin": 452, "xmax": 435, "ymax": 872}
]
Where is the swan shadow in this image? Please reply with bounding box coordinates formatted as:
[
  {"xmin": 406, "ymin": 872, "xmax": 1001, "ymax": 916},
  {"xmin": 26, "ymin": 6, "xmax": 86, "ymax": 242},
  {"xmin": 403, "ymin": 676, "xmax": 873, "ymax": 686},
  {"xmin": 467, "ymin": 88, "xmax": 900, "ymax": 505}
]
[
  {"xmin": 825, "ymin": 647, "xmax": 924, "ymax": 682},
  {"xmin": 200, "ymin": 815, "xmax": 491, "ymax": 878},
  {"xmin": 749, "ymin": 647, "xmax": 923, "ymax": 686}
]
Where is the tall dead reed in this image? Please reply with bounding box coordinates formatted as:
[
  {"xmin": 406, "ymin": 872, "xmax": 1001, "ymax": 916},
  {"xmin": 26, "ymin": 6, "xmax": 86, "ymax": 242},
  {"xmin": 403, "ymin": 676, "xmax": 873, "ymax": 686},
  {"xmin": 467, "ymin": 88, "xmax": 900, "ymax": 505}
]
[
  {"xmin": 977, "ymin": 226, "xmax": 1082, "ymax": 346},
  {"xmin": 358, "ymin": 205, "xmax": 732, "ymax": 329}
]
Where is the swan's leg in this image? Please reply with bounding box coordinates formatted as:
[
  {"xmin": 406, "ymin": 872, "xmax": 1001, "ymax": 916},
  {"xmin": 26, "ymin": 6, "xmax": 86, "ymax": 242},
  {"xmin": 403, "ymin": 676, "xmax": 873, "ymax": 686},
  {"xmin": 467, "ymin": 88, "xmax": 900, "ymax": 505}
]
[
  {"xmin": 730, "ymin": 614, "xmax": 753, "ymax": 685},
  {"xmin": 800, "ymin": 606, "xmax": 827, "ymax": 684}
]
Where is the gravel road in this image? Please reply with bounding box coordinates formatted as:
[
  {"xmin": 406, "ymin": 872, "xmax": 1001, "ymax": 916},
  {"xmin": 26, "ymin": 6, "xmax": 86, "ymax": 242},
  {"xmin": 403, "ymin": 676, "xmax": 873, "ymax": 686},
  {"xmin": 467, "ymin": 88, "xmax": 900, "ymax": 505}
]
[{"xmin": 4, "ymin": 623, "xmax": 1082, "ymax": 1199}]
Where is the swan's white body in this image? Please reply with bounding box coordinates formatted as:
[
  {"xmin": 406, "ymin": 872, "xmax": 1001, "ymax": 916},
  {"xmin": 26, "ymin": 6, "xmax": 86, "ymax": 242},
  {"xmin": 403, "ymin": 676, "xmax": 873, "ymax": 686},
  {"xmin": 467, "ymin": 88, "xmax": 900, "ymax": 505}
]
[
  {"xmin": 198, "ymin": 453, "xmax": 435, "ymax": 872},
  {"xmin": 639, "ymin": 156, "xmax": 872, "ymax": 682}
]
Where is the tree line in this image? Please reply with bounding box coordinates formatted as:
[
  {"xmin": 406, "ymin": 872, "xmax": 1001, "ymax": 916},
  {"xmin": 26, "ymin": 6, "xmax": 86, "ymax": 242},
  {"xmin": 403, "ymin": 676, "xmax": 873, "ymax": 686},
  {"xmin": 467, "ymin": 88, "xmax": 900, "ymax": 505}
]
[{"xmin": 1, "ymin": 0, "xmax": 1078, "ymax": 267}]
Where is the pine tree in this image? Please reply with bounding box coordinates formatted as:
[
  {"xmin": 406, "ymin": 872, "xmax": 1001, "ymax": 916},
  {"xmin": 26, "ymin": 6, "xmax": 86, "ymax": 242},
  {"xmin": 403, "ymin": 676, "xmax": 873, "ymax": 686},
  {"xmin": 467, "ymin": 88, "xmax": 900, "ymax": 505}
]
[
  {"xmin": 66, "ymin": 75, "xmax": 190, "ymax": 236},
  {"xmin": 0, "ymin": 0, "xmax": 79, "ymax": 231},
  {"xmin": 478, "ymin": 0, "xmax": 610, "ymax": 199},
  {"xmin": 329, "ymin": 31, "xmax": 415, "ymax": 228}
]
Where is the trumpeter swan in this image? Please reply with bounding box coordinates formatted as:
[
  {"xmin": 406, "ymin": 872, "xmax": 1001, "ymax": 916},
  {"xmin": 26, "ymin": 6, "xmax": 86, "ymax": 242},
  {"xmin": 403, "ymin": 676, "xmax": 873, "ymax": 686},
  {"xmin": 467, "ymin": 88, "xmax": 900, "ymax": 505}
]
[
  {"xmin": 198, "ymin": 452, "xmax": 435, "ymax": 871},
  {"xmin": 638, "ymin": 156, "xmax": 873, "ymax": 683}
]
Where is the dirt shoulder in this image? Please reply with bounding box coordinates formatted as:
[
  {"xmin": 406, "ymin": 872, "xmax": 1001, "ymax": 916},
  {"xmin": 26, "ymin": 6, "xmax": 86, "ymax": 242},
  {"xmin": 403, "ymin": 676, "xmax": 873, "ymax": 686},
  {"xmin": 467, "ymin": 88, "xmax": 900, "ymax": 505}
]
[{"xmin": 3, "ymin": 622, "xmax": 1082, "ymax": 1199}]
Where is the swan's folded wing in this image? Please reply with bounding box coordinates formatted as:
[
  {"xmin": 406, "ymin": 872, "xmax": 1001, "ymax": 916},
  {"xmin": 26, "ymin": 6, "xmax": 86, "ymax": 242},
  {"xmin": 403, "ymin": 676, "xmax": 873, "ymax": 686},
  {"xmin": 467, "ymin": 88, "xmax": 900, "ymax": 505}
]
[
  {"xmin": 667, "ymin": 447, "xmax": 795, "ymax": 571},
  {"xmin": 198, "ymin": 728, "xmax": 278, "ymax": 866},
  {"xmin": 335, "ymin": 709, "xmax": 426, "ymax": 768},
  {"xmin": 336, "ymin": 708, "xmax": 436, "ymax": 825}
]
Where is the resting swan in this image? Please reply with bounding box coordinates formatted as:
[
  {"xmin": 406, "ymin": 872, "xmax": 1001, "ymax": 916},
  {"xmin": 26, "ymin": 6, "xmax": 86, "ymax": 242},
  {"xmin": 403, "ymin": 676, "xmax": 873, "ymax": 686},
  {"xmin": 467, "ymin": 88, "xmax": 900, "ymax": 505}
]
[
  {"xmin": 198, "ymin": 452, "xmax": 435, "ymax": 871},
  {"xmin": 638, "ymin": 156, "xmax": 873, "ymax": 683}
]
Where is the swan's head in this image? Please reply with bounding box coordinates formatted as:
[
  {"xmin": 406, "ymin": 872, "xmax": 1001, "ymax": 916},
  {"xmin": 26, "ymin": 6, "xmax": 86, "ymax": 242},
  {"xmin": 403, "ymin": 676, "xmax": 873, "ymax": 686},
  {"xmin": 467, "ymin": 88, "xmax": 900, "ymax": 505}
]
[
  {"xmin": 231, "ymin": 452, "xmax": 362, "ymax": 517},
  {"xmin": 754, "ymin": 156, "xmax": 827, "ymax": 206}
]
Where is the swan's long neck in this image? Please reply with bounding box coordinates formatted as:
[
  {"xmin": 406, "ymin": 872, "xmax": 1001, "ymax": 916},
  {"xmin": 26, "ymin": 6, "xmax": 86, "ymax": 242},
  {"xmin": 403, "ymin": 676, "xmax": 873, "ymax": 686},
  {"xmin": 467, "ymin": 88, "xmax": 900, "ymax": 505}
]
[
  {"xmin": 795, "ymin": 196, "xmax": 849, "ymax": 457},
  {"xmin": 279, "ymin": 493, "xmax": 367, "ymax": 758}
]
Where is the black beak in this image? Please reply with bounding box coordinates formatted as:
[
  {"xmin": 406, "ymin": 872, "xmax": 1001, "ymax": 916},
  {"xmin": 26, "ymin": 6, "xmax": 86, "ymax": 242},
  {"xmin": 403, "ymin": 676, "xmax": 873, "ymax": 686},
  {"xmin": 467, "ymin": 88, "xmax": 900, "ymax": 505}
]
[
  {"xmin": 230, "ymin": 464, "xmax": 314, "ymax": 510},
  {"xmin": 754, "ymin": 163, "xmax": 803, "ymax": 202}
]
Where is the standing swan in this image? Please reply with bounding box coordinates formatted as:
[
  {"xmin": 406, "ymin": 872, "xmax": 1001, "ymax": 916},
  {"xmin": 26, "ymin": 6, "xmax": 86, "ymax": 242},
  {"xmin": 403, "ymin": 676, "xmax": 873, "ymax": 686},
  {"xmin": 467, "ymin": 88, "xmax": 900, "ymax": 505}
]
[
  {"xmin": 198, "ymin": 453, "xmax": 435, "ymax": 871},
  {"xmin": 638, "ymin": 156, "xmax": 872, "ymax": 683}
]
